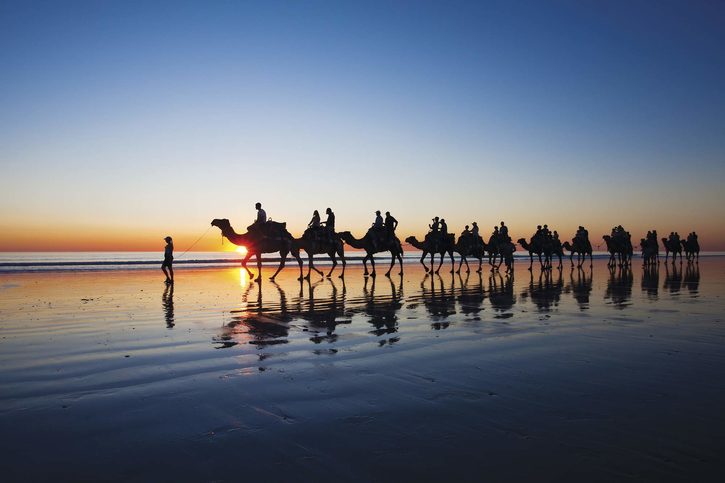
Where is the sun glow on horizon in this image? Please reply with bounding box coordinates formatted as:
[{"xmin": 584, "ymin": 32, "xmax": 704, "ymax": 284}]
[{"xmin": 236, "ymin": 246, "xmax": 248, "ymax": 256}]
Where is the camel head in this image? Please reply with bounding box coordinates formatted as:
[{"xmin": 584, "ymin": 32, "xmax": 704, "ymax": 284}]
[
  {"xmin": 404, "ymin": 236, "xmax": 417, "ymax": 244},
  {"xmin": 211, "ymin": 218, "xmax": 230, "ymax": 229},
  {"xmin": 516, "ymin": 238, "xmax": 527, "ymax": 245}
]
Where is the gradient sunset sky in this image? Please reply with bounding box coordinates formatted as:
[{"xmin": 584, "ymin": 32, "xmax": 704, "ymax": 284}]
[{"xmin": 1, "ymin": 1, "xmax": 724, "ymax": 251}]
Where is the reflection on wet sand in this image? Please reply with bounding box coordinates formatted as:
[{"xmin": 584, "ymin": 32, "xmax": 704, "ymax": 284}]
[
  {"xmin": 605, "ymin": 266, "xmax": 633, "ymax": 309},
  {"xmin": 212, "ymin": 259, "xmax": 710, "ymax": 351},
  {"xmin": 162, "ymin": 284, "xmax": 175, "ymax": 328},
  {"xmin": 641, "ymin": 265, "xmax": 659, "ymax": 300},
  {"xmin": 488, "ymin": 272, "xmax": 515, "ymax": 318},
  {"xmin": 419, "ymin": 274, "xmax": 457, "ymax": 329},
  {"xmin": 356, "ymin": 276, "xmax": 403, "ymax": 344},
  {"xmin": 664, "ymin": 263, "xmax": 682, "ymax": 295},
  {"xmin": 684, "ymin": 263, "xmax": 700, "ymax": 297},
  {"xmin": 566, "ymin": 267, "xmax": 592, "ymax": 310},
  {"xmin": 521, "ymin": 269, "xmax": 564, "ymax": 313}
]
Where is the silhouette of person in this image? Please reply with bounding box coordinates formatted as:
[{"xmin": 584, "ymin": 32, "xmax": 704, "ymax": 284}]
[
  {"xmin": 255, "ymin": 202, "xmax": 266, "ymax": 224},
  {"xmin": 440, "ymin": 219, "xmax": 448, "ymax": 236},
  {"xmin": 308, "ymin": 210, "xmax": 321, "ymax": 229},
  {"xmin": 162, "ymin": 236, "xmax": 174, "ymax": 284},
  {"xmin": 373, "ymin": 210, "xmax": 384, "ymax": 229},
  {"xmin": 471, "ymin": 222, "xmax": 479, "ymax": 238},
  {"xmin": 534, "ymin": 225, "xmax": 542, "ymax": 239},
  {"xmin": 323, "ymin": 207, "xmax": 335, "ymax": 232},
  {"xmin": 500, "ymin": 221, "xmax": 509, "ymax": 241},
  {"xmin": 461, "ymin": 225, "xmax": 471, "ymax": 238},
  {"xmin": 250, "ymin": 202, "xmax": 267, "ymax": 237},
  {"xmin": 384, "ymin": 211, "xmax": 398, "ymax": 235},
  {"xmin": 429, "ymin": 216, "xmax": 440, "ymax": 233}
]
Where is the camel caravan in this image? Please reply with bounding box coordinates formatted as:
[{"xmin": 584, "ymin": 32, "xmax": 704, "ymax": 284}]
[{"xmin": 210, "ymin": 203, "xmax": 699, "ymax": 281}]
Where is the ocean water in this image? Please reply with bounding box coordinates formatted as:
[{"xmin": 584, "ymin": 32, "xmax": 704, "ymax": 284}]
[{"xmin": 1, "ymin": 250, "xmax": 711, "ymax": 272}]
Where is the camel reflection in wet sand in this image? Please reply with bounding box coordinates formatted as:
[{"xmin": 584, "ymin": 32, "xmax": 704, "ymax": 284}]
[
  {"xmin": 520, "ymin": 270, "xmax": 564, "ymax": 313},
  {"xmin": 212, "ymin": 261, "xmax": 704, "ymax": 356},
  {"xmin": 641, "ymin": 265, "xmax": 660, "ymax": 300},
  {"xmin": 214, "ymin": 278, "xmax": 353, "ymax": 350},
  {"xmin": 353, "ymin": 276, "xmax": 403, "ymax": 345},
  {"xmin": 605, "ymin": 266, "xmax": 634, "ymax": 309},
  {"xmin": 565, "ymin": 267, "xmax": 593, "ymax": 310}
]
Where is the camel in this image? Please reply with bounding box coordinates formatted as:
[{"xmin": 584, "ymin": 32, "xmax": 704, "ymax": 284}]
[
  {"xmin": 517, "ymin": 236, "xmax": 552, "ymax": 271},
  {"xmin": 453, "ymin": 235, "xmax": 487, "ymax": 274},
  {"xmin": 680, "ymin": 239, "xmax": 699, "ymax": 262},
  {"xmin": 498, "ymin": 240, "xmax": 516, "ymax": 274},
  {"xmin": 661, "ymin": 238, "xmax": 682, "ymax": 263},
  {"xmin": 486, "ymin": 234, "xmax": 501, "ymax": 269},
  {"xmin": 295, "ymin": 231, "xmax": 346, "ymax": 279},
  {"xmin": 338, "ymin": 231, "xmax": 404, "ymax": 277},
  {"xmin": 551, "ymin": 237, "xmax": 564, "ymax": 269},
  {"xmin": 211, "ymin": 218, "xmax": 303, "ymax": 281},
  {"xmin": 603, "ymin": 234, "xmax": 632, "ymax": 267},
  {"xmin": 405, "ymin": 234, "xmax": 455, "ymax": 274},
  {"xmin": 639, "ymin": 238, "xmax": 659, "ymax": 268},
  {"xmin": 562, "ymin": 238, "xmax": 593, "ymax": 268}
]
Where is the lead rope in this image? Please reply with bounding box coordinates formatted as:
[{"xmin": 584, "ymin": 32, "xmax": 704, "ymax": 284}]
[{"xmin": 175, "ymin": 225, "xmax": 213, "ymax": 259}]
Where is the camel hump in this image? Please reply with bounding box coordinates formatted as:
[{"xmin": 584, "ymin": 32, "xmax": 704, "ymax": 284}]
[{"xmin": 268, "ymin": 221, "xmax": 286, "ymax": 230}]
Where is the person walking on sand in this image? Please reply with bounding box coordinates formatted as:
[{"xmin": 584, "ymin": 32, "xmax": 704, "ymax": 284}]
[{"xmin": 162, "ymin": 236, "xmax": 174, "ymax": 284}]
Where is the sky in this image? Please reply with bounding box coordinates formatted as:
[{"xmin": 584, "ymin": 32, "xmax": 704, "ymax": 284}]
[{"xmin": 1, "ymin": 0, "xmax": 724, "ymax": 251}]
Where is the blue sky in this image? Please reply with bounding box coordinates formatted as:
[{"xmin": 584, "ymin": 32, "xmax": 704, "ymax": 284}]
[{"xmin": 1, "ymin": 0, "xmax": 724, "ymax": 249}]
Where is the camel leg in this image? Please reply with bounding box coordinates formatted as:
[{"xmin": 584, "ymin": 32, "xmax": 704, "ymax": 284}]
[
  {"xmin": 385, "ymin": 251, "xmax": 396, "ymax": 277},
  {"xmin": 419, "ymin": 252, "xmax": 429, "ymax": 272},
  {"xmin": 363, "ymin": 254, "xmax": 370, "ymax": 276},
  {"xmin": 294, "ymin": 250, "xmax": 303, "ymax": 280},
  {"xmin": 449, "ymin": 251, "xmax": 455, "ymax": 274},
  {"xmin": 241, "ymin": 251, "xmax": 255, "ymax": 279},
  {"xmin": 309, "ymin": 255, "xmax": 324, "ymax": 278},
  {"xmin": 326, "ymin": 251, "xmax": 337, "ymax": 278},
  {"xmin": 397, "ymin": 252, "xmax": 404, "ymax": 275},
  {"xmin": 435, "ymin": 253, "xmax": 445, "ymax": 274},
  {"xmin": 256, "ymin": 253, "xmax": 264, "ymax": 281},
  {"xmin": 305, "ymin": 254, "xmax": 313, "ymax": 280},
  {"xmin": 339, "ymin": 249, "xmax": 347, "ymax": 278},
  {"xmin": 370, "ymin": 254, "xmax": 376, "ymax": 278},
  {"xmin": 269, "ymin": 252, "xmax": 287, "ymax": 281}
]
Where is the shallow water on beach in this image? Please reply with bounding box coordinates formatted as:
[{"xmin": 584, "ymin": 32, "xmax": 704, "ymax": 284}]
[{"xmin": 1, "ymin": 259, "xmax": 724, "ymax": 481}]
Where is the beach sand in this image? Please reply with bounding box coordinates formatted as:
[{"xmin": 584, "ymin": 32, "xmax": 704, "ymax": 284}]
[{"xmin": 1, "ymin": 259, "xmax": 724, "ymax": 481}]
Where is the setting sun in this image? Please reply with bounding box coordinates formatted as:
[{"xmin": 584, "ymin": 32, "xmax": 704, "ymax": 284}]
[{"xmin": 236, "ymin": 246, "xmax": 248, "ymax": 256}]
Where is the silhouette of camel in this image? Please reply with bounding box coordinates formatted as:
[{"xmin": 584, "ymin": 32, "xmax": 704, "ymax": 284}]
[
  {"xmin": 498, "ymin": 240, "xmax": 516, "ymax": 274},
  {"xmin": 602, "ymin": 235, "xmax": 631, "ymax": 268},
  {"xmin": 517, "ymin": 236, "xmax": 552, "ymax": 271},
  {"xmin": 661, "ymin": 237, "xmax": 682, "ymax": 263},
  {"xmin": 680, "ymin": 239, "xmax": 699, "ymax": 263},
  {"xmin": 639, "ymin": 238, "xmax": 659, "ymax": 268},
  {"xmin": 453, "ymin": 236, "xmax": 487, "ymax": 274},
  {"xmin": 405, "ymin": 235, "xmax": 455, "ymax": 274},
  {"xmin": 551, "ymin": 237, "xmax": 564, "ymax": 270},
  {"xmin": 338, "ymin": 231, "xmax": 404, "ymax": 277},
  {"xmin": 211, "ymin": 218, "xmax": 303, "ymax": 281},
  {"xmin": 486, "ymin": 234, "xmax": 501, "ymax": 269},
  {"xmin": 562, "ymin": 239, "xmax": 593, "ymax": 268},
  {"xmin": 295, "ymin": 234, "xmax": 346, "ymax": 280}
]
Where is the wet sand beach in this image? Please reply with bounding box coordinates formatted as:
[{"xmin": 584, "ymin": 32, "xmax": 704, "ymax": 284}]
[{"xmin": 1, "ymin": 259, "xmax": 724, "ymax": 481}]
